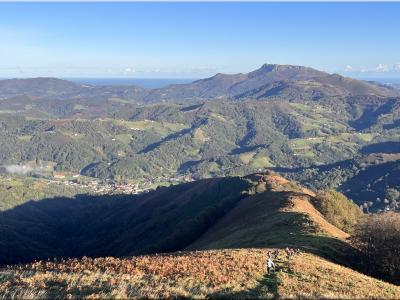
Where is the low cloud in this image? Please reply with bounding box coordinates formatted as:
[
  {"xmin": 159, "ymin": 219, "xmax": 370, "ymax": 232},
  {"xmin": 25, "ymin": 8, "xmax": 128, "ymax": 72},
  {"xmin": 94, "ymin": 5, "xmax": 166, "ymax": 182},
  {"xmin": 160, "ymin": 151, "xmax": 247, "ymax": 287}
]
[
  {"xmin": 344, "ymin": 65, "xmax": 353, "ymax": 72},
  {"xmin": 182, "ymin": 66, "xmax": 219, "ymax": 74},
  {"xmin": 121, "ymin": 68, "xmax": 136, "ymax": 74},
  {"xmin": 372, "ymin": 64, "xmax": 389, "ymax": 72},
  {"xmin": 4, "ymin": 165, "xmax": 48, "ymax": 175},
  {"xmin": 345, "ymin": 64, "xmax": 400, "ymax": 73},
  {"xmin": 17, "ymin": 65, "xmax": 25, "ymax": 73}
]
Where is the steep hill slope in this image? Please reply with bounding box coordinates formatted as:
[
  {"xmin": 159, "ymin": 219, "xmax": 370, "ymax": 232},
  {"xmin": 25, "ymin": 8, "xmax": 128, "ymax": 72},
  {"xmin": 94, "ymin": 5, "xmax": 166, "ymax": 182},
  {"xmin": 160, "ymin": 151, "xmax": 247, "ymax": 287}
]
[
  {"xmin": 233, "ymin": 73, "xmax": 388, "ymax": 102},
  {"xmin": 0, "ymin": 175, "xmax": 256, "ymax": 265},
  {"xmin": 0, "ymin": 172, "xmax": 359, "ymax": 266},
  {"xmin": 186, "ymin": 174, "xmax": 352, "ymax": 263}
]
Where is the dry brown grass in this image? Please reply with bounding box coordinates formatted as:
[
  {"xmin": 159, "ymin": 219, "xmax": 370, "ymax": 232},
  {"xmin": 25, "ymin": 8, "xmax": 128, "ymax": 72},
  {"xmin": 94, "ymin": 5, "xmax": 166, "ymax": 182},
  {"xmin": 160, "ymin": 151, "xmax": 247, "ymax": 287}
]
[
  {"xmin": 277, "ymin": 252, "xmax": 400, "ymax": 299},
  {"xmin": 0, "ymin": 249, "xmax": 272, "ymax": 299},
  {"xmin": 2, "ymin": 249, "xmax": 400, "ymax": 299}
]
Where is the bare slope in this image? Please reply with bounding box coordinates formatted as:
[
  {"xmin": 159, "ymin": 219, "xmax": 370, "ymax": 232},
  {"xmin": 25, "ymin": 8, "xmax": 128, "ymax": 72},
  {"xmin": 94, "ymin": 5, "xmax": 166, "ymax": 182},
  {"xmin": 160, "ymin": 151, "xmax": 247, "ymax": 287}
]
[{"xmin": 186, "ymin": 174, "xmax": 351, "ymax": 263}]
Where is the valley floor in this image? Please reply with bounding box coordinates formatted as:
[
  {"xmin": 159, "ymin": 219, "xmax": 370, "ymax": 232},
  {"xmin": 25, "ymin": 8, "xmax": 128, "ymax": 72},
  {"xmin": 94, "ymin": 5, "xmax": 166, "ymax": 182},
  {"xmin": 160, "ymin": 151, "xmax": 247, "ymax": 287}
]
[{"xmin": 1, "ymin": 249, "xmax": 399, "ymax": 299}]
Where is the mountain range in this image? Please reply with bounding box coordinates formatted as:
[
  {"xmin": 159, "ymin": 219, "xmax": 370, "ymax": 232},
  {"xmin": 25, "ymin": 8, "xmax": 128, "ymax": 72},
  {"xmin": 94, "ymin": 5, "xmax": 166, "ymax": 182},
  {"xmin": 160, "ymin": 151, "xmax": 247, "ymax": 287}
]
[{"xmin": 5, "ymin": 63, "xmax": 398, "ymax": 103}]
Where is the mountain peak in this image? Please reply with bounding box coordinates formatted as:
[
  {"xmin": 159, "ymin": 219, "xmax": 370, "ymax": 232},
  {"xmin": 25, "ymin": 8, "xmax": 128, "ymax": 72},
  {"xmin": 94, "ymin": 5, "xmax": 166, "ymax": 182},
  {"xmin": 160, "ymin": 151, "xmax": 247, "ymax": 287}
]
[{"xmin": 261, "ymin": 63, "xmax": 320, "ymax": 72}]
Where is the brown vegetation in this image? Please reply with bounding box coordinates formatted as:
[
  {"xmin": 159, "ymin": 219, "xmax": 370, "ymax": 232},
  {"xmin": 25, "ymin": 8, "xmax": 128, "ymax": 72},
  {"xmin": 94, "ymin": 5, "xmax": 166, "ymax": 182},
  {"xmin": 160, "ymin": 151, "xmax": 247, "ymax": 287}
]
[
  {"xmin": 352, "ymin": 212, "xmax": 400, "ymax": 285},
  {"xmin": 0, "ymin": 249, "xmax": 270, "ymax": 299},
  {"xmin": 2, "ymin": 249, "xmax": 400, "ymax": 299}
]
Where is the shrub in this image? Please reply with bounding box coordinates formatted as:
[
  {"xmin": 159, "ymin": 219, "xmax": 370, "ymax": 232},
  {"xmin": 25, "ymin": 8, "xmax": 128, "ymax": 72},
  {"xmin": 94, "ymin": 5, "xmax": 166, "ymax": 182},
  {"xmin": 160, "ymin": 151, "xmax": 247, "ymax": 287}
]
[{"xmin": 311, "ymin": 190, "xmax": 363, "ymax": 234}]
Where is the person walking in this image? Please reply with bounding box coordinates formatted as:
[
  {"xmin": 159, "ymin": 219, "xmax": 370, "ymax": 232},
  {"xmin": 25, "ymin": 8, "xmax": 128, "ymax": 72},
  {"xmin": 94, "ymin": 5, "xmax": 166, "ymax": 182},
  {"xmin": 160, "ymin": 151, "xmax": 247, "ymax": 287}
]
[
  {"xmin": 274, "ymin": 249, "xmax": 280, "ymax": 259},
  {"xmin": 265, "ymin": 257, "xmax": 275, "ymax": 275},
  {"xmin": 286, "ymin": 247, "xmax": 290, "ymax": 259},
  {"xmin": 268, "ymin": 251, "xmax": 273, "ymax": 259}
]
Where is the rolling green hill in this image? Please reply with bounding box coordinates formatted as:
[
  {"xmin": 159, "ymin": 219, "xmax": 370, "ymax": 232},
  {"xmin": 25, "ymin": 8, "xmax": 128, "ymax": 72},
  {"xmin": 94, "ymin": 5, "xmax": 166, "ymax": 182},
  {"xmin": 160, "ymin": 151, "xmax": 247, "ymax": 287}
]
[{"xmin": 3, "ymin": 94, "xmax": 400, "ymax": 211}]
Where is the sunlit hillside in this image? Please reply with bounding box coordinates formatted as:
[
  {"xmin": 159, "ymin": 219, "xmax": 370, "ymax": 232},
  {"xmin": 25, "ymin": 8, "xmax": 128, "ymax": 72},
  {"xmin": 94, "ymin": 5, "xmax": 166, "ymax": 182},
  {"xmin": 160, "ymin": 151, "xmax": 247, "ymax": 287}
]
[{"xmin": 1, "ymin": 249, "xmax": 399, "ymax": 299}]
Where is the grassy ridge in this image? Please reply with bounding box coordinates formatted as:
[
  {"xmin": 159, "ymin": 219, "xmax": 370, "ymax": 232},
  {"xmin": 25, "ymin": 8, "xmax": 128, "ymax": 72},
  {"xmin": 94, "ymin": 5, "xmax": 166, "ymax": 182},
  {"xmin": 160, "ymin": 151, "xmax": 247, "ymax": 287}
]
[{"xmin": 1, "ymin": 249, "xmax": 399, "ymax": 299}]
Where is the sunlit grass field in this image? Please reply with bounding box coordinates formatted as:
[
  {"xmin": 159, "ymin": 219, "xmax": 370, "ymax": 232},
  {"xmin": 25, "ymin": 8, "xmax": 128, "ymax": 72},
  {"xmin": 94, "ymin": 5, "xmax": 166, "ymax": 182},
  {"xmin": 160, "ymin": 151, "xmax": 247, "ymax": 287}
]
[{"xmin": 1, "ymin": 249, "xmax": 399, "ymax": 299}]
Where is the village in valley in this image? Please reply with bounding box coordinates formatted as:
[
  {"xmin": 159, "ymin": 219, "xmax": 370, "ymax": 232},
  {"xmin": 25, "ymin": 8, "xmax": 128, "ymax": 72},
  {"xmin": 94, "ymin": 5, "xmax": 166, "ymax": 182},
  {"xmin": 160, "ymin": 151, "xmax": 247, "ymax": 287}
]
[{"xmin": 47, "ymin": 172, "xmax": 196, "ymax": 195}]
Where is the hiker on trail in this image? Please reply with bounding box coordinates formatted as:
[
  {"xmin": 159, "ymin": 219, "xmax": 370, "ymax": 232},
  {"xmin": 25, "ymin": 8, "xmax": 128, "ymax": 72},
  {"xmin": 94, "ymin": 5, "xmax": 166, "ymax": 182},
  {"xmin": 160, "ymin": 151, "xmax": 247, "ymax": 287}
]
[
  {"xmin": 290, "ymin": 248, "xmax": 294, "ymax": 256},
  {"xmin": 286, "ymin": 247, "xmax": 290, "ymax": 258},
  {"xmin": 296, "ymin": 249, "xmax": 300, "ymax": 256},
  {"xmin": 265, "ymin": 257, "xmax": 275, "ymax": 275},
  {"xmin": 274, "ymin": 249, "xmax": 280, "ymax": 259},
  {"xmin": 268, "ymin": 251, "xmax": 273, "ymax": 259}
]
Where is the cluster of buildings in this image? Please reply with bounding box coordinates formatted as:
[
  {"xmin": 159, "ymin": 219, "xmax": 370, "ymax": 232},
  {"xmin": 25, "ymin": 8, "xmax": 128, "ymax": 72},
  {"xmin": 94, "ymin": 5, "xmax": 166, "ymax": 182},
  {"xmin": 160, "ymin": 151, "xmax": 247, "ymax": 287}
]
[
  {"xmin": 47, "ymin": 180, "xmax": 152, "ymax": 194},
  {"xmin": 47, "ymin": 173, "xmax": 196, "ymax": 195}
]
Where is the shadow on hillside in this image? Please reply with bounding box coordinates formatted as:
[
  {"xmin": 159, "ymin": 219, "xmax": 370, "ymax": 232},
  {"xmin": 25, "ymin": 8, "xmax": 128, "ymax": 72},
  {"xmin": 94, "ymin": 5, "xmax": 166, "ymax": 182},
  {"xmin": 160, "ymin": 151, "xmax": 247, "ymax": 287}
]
[
  {"xmin": 0, "ymin": 193, "xmax": 121, "ymax": 266},
  {"xmin": 383, "ymin": 119, "xmax": 400, "ymax": 130},
  {"xmin": 348, "ymin": 100, "xmax": 395, "ymax": 131},
  {"xmin": 138, "ymin": 128, "xmax": 191, "ymax": 154},
  {"xmin": 360, "ymin": 141, "xmax": 400, "ymax": 154},
  {"xmin": 0, "ymin": 176, "xmax": 250, "ymax": 267},
  {"xmin": 228, "ymin": 145, "xmax": 260, "ymax": 155}
]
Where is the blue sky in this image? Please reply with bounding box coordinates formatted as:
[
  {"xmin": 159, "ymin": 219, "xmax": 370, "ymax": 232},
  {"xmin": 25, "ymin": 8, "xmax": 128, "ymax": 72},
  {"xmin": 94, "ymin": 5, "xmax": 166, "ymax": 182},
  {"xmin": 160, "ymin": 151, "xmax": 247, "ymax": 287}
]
[{"xmin": 1, "ymin": 2, "xmax": 399, "ymax": 79}]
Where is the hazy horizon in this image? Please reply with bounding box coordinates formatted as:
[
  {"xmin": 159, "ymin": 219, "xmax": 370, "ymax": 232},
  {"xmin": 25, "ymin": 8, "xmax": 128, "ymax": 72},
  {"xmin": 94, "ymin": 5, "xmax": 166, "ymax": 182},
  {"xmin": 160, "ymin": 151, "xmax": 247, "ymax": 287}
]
[{"xmin": 1, "ymin": 2, "xmax": 400, "ymax": 79}]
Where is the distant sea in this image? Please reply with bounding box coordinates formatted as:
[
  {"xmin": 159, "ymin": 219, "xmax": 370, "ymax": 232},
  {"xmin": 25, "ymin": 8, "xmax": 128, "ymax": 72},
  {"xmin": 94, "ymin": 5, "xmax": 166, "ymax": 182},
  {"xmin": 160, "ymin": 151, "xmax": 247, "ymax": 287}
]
[{"xmin": 60, "ymin": 78, "xmax": 200, "ymax": 88}]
